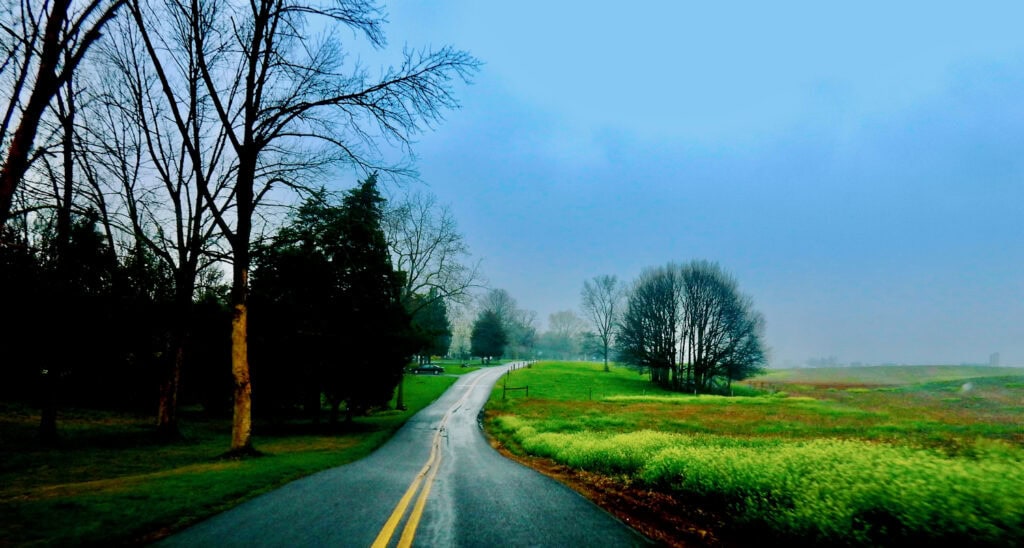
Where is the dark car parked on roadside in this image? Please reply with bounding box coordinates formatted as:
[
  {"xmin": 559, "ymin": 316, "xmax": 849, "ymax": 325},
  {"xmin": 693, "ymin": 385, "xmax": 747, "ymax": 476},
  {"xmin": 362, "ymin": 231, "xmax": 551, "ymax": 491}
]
[{"xmin": 410, "ymin": 364, "xmax": 444, "ymax": 375}]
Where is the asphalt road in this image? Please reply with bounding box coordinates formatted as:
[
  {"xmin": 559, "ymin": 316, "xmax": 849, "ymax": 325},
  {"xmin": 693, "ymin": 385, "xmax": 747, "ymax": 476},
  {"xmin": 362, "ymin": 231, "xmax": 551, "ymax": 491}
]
[{"xmin": 158, "ymin": 364, "xmax": 650, "ymax": 547}]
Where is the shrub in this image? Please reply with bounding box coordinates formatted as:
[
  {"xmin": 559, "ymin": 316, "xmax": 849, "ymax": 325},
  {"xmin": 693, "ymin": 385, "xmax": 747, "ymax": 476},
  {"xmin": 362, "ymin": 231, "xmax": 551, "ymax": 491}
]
[{"xmin": 505, "ymin": 424, "xmax": 1024, "ymax": 545}]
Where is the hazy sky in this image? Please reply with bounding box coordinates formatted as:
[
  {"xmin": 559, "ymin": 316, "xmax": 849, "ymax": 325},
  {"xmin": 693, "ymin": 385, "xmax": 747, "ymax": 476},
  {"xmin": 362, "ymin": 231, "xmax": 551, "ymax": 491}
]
[{"xmin": 365, "ymin": 2, "xmax": 1023, "ymax": 366}]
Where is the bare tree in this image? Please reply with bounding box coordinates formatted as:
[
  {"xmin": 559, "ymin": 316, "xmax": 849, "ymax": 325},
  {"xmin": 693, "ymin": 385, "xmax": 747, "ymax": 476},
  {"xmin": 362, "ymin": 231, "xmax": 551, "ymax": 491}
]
[
  {"xmin": 85, "ymin": 11, "xmax": 229, "ymax": 438},
  {"xmin": 620, "ymin": 265, "xmax": 684, "ymax": 386},
  {"xmin": 679, "ymin": 260, "xmax": 766, "ymax": 392},
  {"xmin": 384, "ymin": 190, "xmax": 483, "ymax": 316},
  {"xmin": 479, "ymin": 288, "xmax": 518, "ymax": 327},
  {"xmin": 538, "ymin": 309, "xmax": 585, "ymax": 360},
  {"xmin": 548, "ymin": 310, "xmax": 585, "ymax": 341},
  {"xmin": 0, "ymin": 0, "xmax": 126, "ymax": 226},
  {"xmin": 617, "ymin": 261, "xmax": 766, "ymax": 392},
  {"xmin": 581, "ymin": 274, "xmax": 624, "ymax": 372},
  {"xmin": 130, "ymin": 0, "xmax": 477, "ymax": 454}
]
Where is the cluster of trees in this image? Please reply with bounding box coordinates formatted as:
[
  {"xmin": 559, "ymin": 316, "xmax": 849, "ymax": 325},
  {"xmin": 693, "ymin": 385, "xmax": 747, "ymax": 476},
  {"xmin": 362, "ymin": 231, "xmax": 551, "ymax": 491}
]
[
  {"xmin": 1, "ymin": 1, "xmax": 476, "ymax": 451},
  {"xmin": 578, "ymin": 262, "xmax": 766, "ymax": 393},
  {"xmin": 468, "ymin": 289, "xmax": 537, "ymax": 363}
]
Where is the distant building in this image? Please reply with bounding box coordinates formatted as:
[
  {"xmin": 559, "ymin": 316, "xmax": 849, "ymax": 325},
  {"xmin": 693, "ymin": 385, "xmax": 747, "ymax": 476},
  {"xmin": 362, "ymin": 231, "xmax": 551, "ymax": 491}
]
[{"xmin": 989, "ymin": 352, "xmax": 1000, "ymax": 367}]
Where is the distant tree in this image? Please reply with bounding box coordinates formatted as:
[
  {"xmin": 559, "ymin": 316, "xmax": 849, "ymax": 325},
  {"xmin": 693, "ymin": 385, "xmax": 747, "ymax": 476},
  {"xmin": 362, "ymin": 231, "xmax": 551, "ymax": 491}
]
[
  {"xmin": 539, "ymin": 310, "xmax": 585, "ymax": 359},
  {"xmin": 470, "ymin": 309, "xmax": 507, "ymax": 364},
  {"xmin": 479, "ymin": 288, "xmax": 517, "ymax": 326},
  {"xmin": 506, "ymin": 309, "xmax": 538, "ymax": 359},
  {"xmin": 384, "ymin": 190, "xmax": 483, "ymax": 312},
  {"xmin": 616, "ymin": 265, "xmax": 683, "ymax": 387},
  {"xmin": 617, "ymin": 261, "xmax": 767, "ymax": 393},
  {"xmin": 679, "ymin": 261, "xmax": 766, "ymax": 392},
  {"xmin": 478, "ymin": 288, "xmax": 536, "ymax": 359},
  {"xmin": 581, "ymin": 274, "xmax": 625, "ymax": 372},
  {"xmin": 408, "ymin": 289, "xmax": 453, "ymax": 364}
]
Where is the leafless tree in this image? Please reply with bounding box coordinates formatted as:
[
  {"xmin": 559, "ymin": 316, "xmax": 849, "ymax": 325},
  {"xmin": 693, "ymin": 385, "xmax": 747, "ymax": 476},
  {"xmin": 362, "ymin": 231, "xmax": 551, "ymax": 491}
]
[
  {"xmin": 617, "ymin": 265, "xmax": 683, "ymax": 386},
  {"xmin": 383, "ymin": 189, "xmax": 482, "ymax": 316},
  {"xmin": 84, "ymin": 11, "xmax": 229, "ymax": 438},
  {"xmin": 618, "ymin": 261, "xmax": 766, "ymax": 392},
  {"xmin": 548, "ymin": 309, "xmax": 585, "ymax": 341},
  {"xmin": 540, "ymin": 309, "xmax": 585, "ymax": 360},
  {"xmin": 130, "ymin": 0, "xmax": 477, "ymax": 453},
  {"xmin": 0, "ymin": 0, "xmax": 126, "ymax": 226},
  {"xmin": 679, "ymin": 260, "xmax": 766, "ymax": 391},
  {"xmin": 479, "ymin": 288, "xmax": 518, "ymax": 327},
  {"xmin": 581, "ymin": 274, "xmax": 625, "ymax": 372}
]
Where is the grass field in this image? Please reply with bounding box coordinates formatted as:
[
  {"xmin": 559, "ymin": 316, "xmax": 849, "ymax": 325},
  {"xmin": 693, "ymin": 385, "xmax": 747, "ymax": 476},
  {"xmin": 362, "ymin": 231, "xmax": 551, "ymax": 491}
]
[
  {"xmin": 0, "ymin": 369, "xmax": 468, "ymax": 546},
  {"xmin": 485, "ymin": 361, "xmax": 1024, "ymax": 546}
]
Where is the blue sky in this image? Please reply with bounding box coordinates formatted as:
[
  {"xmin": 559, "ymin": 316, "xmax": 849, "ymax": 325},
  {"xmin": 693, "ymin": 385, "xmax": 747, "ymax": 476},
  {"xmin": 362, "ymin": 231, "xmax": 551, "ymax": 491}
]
[{"xmin": 367, "ymin": 1, "xmax": 1023, "ymax": 366}]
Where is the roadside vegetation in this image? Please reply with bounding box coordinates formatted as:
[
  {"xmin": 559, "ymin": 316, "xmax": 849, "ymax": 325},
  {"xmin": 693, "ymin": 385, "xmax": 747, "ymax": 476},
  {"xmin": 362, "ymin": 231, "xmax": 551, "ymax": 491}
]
[
  {"xmin": 486, "ymin": 361, "xmax": 1024, "ymax": 546},
  {"xmin": 0, "ymin": 371, "xmax": 467, "ymax": 546}
]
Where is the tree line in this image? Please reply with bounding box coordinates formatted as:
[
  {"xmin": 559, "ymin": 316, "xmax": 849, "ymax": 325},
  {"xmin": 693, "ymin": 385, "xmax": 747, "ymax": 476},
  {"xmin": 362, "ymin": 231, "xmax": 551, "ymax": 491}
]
[{"xmin": 0, "ymin": 0, "xmax": 478, "ymax": 452}]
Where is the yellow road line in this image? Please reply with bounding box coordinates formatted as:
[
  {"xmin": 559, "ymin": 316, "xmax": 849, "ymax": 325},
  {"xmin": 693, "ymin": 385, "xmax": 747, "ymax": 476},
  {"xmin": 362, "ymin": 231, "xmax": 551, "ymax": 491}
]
[
  {"xmin": 370, "ymin": 446, "xmax": 437, "ymax": 548},
  {"xmin": 371, "ymin": 369, "xmax": 495, "ymax": 548},
  {"xmin": 397, "ymin": 431, "xmax": 444, "ymax": 548}
]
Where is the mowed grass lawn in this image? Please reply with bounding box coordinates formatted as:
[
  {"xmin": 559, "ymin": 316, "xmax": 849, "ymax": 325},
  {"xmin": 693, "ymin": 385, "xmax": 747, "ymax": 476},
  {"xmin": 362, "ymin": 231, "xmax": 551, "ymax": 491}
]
[
  {"xmin": 0, "ymin": 370, "xmax": 468, "ymax": 546},
  {"xmin": 485, "ymin": 361, "xmax": 1024, "ymax": 546}
]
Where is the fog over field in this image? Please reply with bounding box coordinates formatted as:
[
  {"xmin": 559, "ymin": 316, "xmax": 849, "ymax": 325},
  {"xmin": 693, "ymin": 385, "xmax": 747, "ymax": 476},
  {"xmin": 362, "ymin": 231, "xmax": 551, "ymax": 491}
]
[{"xmin": 368, "ymin": 2, "xmax": 1024, "ymax": 366}]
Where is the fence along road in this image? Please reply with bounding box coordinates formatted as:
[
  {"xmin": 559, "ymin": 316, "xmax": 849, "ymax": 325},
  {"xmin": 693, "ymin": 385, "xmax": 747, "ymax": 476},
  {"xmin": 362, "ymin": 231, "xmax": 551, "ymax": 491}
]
[{"xmin": 159, "ymin": 363, "xmax": 650, "ymax": 547}]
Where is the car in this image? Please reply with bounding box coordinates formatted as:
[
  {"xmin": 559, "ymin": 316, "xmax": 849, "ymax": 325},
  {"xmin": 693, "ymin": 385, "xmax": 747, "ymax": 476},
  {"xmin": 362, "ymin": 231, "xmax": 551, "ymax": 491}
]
[{"xmin": 410, "ymin": 364, "xmax": 444, "ymax": 375}]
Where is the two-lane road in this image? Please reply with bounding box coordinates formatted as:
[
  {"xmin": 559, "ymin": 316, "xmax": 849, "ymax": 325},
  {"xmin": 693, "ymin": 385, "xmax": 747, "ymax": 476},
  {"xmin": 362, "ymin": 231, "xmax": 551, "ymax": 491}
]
[{"xmin": 159, "ymin": 365, "xmax": 649, "ymax": 547}]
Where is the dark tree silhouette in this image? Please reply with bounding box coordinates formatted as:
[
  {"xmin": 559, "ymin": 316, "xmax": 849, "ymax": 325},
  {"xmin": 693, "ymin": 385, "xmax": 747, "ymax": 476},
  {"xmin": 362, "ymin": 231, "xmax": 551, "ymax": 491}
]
[
  {"xmin": 617, "ymin": 261, "xmax": 766, "ymax": 393},
  {"xmin": 253, "ymin": 175, "xmax": 414, "ymax": 424},
  {"xmin": 617, "ymin": 265, "xmax": 683, "ymax": 387},
  {"xmin": 471, "ymin": 309, "xmax": 508, "ymax": 364}
]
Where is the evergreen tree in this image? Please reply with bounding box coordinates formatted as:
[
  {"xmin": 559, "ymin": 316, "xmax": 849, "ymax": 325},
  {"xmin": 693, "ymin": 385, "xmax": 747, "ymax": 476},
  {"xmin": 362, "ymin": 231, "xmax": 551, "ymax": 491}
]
[
  {"xmin": 252, "ymin": 174, "xmax": 414, "ymax": 423},
  {"xmin": 409, "ymin": 289, "xmax": 453, "ymax": 364},
  {"xmin": 470, "ymin": 310, "xmax": 508, "ymax": 364},
  {"xmin": 329, "ymin": 174, "xmax": 414, "ymax": 420}
]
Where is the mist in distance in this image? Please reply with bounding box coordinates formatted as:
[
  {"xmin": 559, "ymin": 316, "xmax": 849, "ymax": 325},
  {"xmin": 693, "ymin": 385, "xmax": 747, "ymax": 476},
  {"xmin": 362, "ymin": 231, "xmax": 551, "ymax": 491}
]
[{"xmin": 376, "ymin": 2, "xmax": 1023, "ymax": 367}]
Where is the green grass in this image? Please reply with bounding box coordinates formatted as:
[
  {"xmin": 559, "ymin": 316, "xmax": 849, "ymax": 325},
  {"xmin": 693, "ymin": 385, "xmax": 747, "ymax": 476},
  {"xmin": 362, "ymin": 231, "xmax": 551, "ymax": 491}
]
[
  {"xmin": 0, "ymin": 373, "xmax": 456, "ymax": 546},
  {"xmin": 485, "ymin": 361, "xmax": 1024, "ymax": 546},
  {"xmin": 753, "ymin": 365, "xmax": 1024, "ymax": 386}
]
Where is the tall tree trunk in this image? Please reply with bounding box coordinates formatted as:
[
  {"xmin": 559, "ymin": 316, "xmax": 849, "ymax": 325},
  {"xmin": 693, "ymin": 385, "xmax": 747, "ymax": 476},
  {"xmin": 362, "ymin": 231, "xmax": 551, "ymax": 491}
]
[
  {"xmin": 157, "ymin": 278, "xmax": 193, "ymax": 439},
  {"xmin": 157, "ymin": 342, "xmax": 185, "ymax": 438},
  {"xmin": 229, "ymin": 263, "xmax": 252, "ymax": 452},
  {"xmin": 228, "ymin": 158, "xmax": 254, "ymax": 454}
]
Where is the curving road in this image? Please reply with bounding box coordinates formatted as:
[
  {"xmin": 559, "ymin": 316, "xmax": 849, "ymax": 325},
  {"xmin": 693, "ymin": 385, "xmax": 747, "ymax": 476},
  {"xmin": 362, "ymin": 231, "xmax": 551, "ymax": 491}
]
[{"xmin": 158, "ymin": 364, "xmax": 650, "ymax": 547}]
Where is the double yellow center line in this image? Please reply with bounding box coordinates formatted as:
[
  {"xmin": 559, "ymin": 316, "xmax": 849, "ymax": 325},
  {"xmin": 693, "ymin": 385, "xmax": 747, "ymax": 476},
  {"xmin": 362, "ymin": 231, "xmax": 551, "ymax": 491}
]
[{"xmin": 371, "ymin": 371, "xmax": 490, "ymax": 548}]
